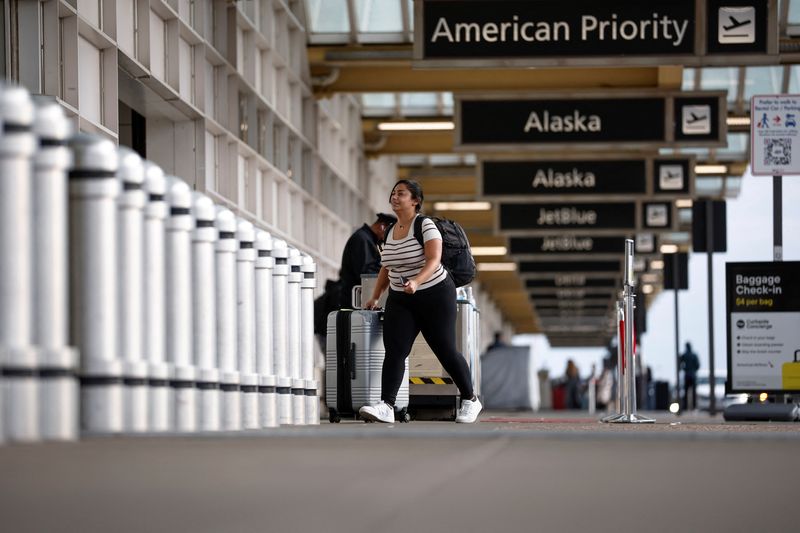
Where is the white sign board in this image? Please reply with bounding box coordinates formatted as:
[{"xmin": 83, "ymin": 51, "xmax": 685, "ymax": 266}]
[{"xmin": 751, "ymin": 94, "xmax": 800, "ymax": 175}]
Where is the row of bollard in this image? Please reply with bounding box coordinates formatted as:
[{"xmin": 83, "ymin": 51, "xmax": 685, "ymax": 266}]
[{"xmin": 0, "ymin": 83, "xmax": 319, "ymax": 444}]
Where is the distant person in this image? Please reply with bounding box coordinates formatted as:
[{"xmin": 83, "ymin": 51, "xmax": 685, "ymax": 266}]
[
  {"xmin": 680, "ymin": 342, "xmax": 700, "ymax": 410},
  {"xmin": 564, "ymin": 359, "xmax": 582, "ymax": 409},
  {"xmin": 487, "ymin": 331, "xmax": 508, "ymax": 351},
  {"xmin": 338, "ymin": 212, "xmax": 397, "ymax": 309}
]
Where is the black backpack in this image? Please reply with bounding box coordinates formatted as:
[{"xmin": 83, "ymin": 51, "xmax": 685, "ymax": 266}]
[{"xmin": 385, "ymin": 215, "xmax": 476, "ymax": 287}]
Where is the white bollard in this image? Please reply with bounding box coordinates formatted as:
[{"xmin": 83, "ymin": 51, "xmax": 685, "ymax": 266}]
[
  {"xmin": 143, "ymin": 162, "xmax": 171, "ymax": 432},
  {"xmin": 287, "ymin": 248, "xmax": 303, "ymax": 425},
  {"xmin": 0, "ymin": 84, "xmax": 38, "ymax": 442},
  {"xmin": 259, "ymin": 375, "xmax": 278, "ymax": 428},
  {"xmin": 300, "ymin": 255, "xmax": 318, "ymax": 425},
  {"xmin": 68, "ymin": 133, "xmax": 122, "ymax": 434},
  {"xmin": 271, "ymin": 239, "xmax": 291, "ymax": 424},
  {"xmin": 192, "ymin": 192, "xmax": 219, "ymax": 432},
  {"xmin": 117, "ymin": 147, "xmax": 148, "ymax": 433},
  {"xmin": 215, "ymin": 207, "xmax": 240, "ymax": 431},
  {"xmin": 32, "ymin": 97, "xmax": 78, "ymax": 441},
  {"xmin": 166, "ymin": 177, "xmax": 196, "ymax": 432},
  {"xmin": 255, "ymin": 230, "xmax": 275, "ymax": 428},
  {"xmin": 292, "ymin": 378, "xmax": 306, "ymax": 426},
  {"xmin": 277, "ymin": 376, "xmax": 293, "ymax": 426},
  {"xmin": 305, "ymin": 379, "xmax": 320, "ymax": 426},
  {"xmin": 237, "ymin": 219, "xmax": 259, "ymax": 429}
]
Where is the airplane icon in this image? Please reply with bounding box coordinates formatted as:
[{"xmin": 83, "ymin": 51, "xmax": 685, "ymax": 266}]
[
  {"xmin": 723, "ymin": 16, "xmax": 752, "ymax": 32},
  {"xmin": 665, "ymin": 171, "xmax": 680, "ymax": 179},
  {"xmin": 686, "ymin": 112, "xmax": 708, "ymax": 124}
]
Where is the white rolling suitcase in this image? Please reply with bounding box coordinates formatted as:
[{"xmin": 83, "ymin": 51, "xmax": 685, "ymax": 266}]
[{"xmin": 325, "ymin": 310, "xmax": 409, "ymax": 422}]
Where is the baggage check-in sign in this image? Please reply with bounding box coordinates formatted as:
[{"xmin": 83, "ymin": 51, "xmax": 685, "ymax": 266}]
[
  {"xmin": 750, "ymin": 94, "xmax": 800, "ymax": 175},
  {"xmin": 456, "ymin": 91, "xmax": 726, "ymax": 151},
  {"xmin": 415, "ymin": 0, "xmax": 778, "ymax": 67},
  {"xmin": 726, "ymin": 262, "xmax": 800, "ymax": 393}
]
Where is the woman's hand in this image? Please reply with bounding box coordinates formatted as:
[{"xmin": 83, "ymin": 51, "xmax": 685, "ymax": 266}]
[
  {"xmin": 365, "ymin": 298, "xmax": 381, "ymax": 310},
  {"xmin": 403, "ymin": 278, "xmax": 418, "ymax": 295}
]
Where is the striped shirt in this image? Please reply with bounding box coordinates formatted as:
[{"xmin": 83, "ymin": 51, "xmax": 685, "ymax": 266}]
[{"xmin": 381, "ymin": 215, "xmax": 447, "ymax": 292}]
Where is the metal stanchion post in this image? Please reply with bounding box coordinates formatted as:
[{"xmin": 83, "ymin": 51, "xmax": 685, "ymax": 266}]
[
  {"xmin": 215, "ymin": 207, "xmax": 241, "ymax": 431},
  {"xmin": 32, "ymin": 97, "xmax": 78, "ymax": 441},
  {"xmin": 117, "ymin": 148, "xmax": 148, "ymax": 433},
  {"xmin": 143, "ymin": 162, "xmax": 171, "ymax": 432},
  {"xmin": 601, "ymin": 301, "xmax": 625, "ymax": 423},
  {"xmin": 607, "ymin": 239, "xmax": 654, "ymax": 424},
  {"xmin": 192, "ymin": 192, "xmax": 220, "ymax": 432},
  {"xmin": 69, "ymin": 133, "xmax": 123, "ymax": 434},
  {"xmin": 1, "ymin": 84, "xmax": 38, "ymax": 442}
]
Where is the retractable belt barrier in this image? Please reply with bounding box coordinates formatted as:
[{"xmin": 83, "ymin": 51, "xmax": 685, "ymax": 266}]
[{"xmin": 602, "ymin": 239, "xmax": 655, "ymax": 424}]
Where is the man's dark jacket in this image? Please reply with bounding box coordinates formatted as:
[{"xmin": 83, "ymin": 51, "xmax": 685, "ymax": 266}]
[{"xmin": 338, "ymin": 224, "xmax": 382, "ymax": 308}]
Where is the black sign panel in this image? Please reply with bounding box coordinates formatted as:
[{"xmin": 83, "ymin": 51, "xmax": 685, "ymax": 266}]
[
  {"xmin": 692, "ymin": 199, "xmax": 727, "ymax": 252},
  {"xmin": 461, "ymin": 98, "xmax": 665, "ymax": 145},
  {"xmin": 520, "ymin": 260, "xmax": 621, "ymax": 273},
  {"xmin": 420, "ymin": 0, "xmax": 697, "ymax": 59},
  {"xmin": 500, "ymin": 202, "xmax": 636, "ymax": 231},
  {"xmin": 526, "ymin": 277, "xmax": 617, "ymax": 288},
  {"xmin": 510, "ymin": 236, "xmax": 627, "ymax": 255},
  {"xmin": 663, "ymin": 252, "xmax": 689, "ymax": 290},
  {"xmin": 707, "ymin": 0, "xmax": 770, "ymax": 55},
  {"xmin": 483, "ymin": 160, "xmax": 646, "ymax": 197},
  {"xmin": 415, "ymin": 0, "xmax": 777, "ymax": 66},
  {"xmin": 726, "ymin": 261, "xmax": 800, "ymax": 393}
]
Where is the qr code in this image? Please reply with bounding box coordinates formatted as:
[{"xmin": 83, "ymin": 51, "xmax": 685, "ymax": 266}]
[{"xmin": 764, "ymin": 138, "xmax": 791, "ymax": 166}]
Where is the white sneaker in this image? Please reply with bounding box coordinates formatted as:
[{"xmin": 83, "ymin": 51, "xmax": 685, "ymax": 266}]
[
  {"xmin": 456, "ymin": 397, "xmax": 482, "ymax": 423},
  {"xmin": 359, "ymin": 401, "xmax": 395, "ymax": 423}
]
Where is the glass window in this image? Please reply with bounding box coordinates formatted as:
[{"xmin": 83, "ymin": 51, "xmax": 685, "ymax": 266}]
[
  {"xmin": 401, "ymin": 92, "xmax": 440, "ymax": 115},
  {"xmin": 355, "ymin": 0, "xmax": 403, "ymax": 32},
  {"xmin": 743, "ymin": 67, "xmax": 783, "ymax": 102},
  {"xmin": 788, "ymin": 0, "xmax": 800, "ymax": 25},
  {"xmin": 304, "ymin": 0, "xmax": 349, "ymax": 33},
  {"xmin": 682, "ymin": 68, "xmax": 698, "ymax": 91},
  {"xmin": 788, "ymin": 65, "xmax": 800, "ymax": 93},
  {"xmin": 695, "ymin": 177, "xmax": 724, "ymax": 196},
  {"xmin": 361, "ymin": 93, "xmax": 396, "ymax": 116},
  {"xmin": 700, "ymin": 67, "xmax": 739, "ymax": 103},
  {"xmin": 78, "ymin": 36, "xmax": 102, "ymax": 125},
  {"xmin": 716, "ymin": 133, "xmax": 748, "ymax": 160}
]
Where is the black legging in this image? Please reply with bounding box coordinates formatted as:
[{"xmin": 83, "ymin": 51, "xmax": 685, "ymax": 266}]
[{"xmin": 381, "ymin": 276, "xmax": 474, "ymax": 405}]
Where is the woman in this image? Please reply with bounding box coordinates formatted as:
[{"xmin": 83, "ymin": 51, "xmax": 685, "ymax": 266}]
[{"xmin": 359, "ymin": 180, "xmax": 482, "ymax": 423}]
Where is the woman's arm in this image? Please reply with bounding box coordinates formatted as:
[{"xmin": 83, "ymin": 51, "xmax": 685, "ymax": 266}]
[
  {"xmin": 403, "ymin": 238, "xmax": 442, "ymax": 294},
  {"xmin": 365, "ymin": 266, "xmax": 390, "ymax": 309}
]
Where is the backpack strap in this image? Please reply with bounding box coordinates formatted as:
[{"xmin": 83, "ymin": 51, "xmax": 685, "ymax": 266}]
[
  {"xmin": 381, "ymin": 222, "xmax": 395, "ymax": 248},
  {"xmin": 413, "ymin": 215, "xmax": 426, "ymax": 247}
]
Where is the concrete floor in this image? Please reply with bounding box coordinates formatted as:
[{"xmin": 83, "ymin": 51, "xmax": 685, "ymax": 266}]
[{"xmin": 1, "ymin": 411, "xmax": 798, "ymax": 533}]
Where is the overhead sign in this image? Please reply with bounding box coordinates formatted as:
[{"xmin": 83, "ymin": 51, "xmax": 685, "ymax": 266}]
[
  {"xmin": 528, "ymin": 287, "xmax": 619, "ymax": 297},
  {"xmin": 726, "ymin": 262, "xmax": 800, "ymax": 393},
  {"xmin": 499, "ymin": 201, "xmax": 678, "ymax": 234},
  {"xmin": 750, "ymin": 94, "xmax": 800, "ymax": 175},
  {"xmin": 526, "ymin": 276, "xmax": 618, "ymax": 288},
  {"xmin": 414, "ymin": 0, "xmax": 777, "ymax": 67},
  {"xmin": 481, "ymin": 156, "xmax": 693, "ymax": 199},
  {"xmin": 509, "ymin": 236, "xmax": 628, "ymax": 256},
  {"xmin": 457, "ymin": 92, "xmax": 726, "ymax": 151},
  {"xmin": 519, "ymin": 260, "xmax": 621, "ymax": 274}
]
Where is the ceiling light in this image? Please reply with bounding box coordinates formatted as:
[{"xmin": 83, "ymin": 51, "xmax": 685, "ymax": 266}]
[
  {"xmin": 675, "ymin": 199, "xmax": 693, "ymax": 208},
  {"xmin": 642, "ymin": 284, "xmax": 654, "ymax": 294},
  {"xmin": 695, "ymin": 164, "xmax": 728, "ymax": 175},
  {"xmin": 660, "ymin": 244, "xmax": 679, "ymax": 254},
  {"xmin": 433, "ymin": 201, "xmax": 492, "ymax": 211},
  {"xmin": 470, "ymin": 246, "xmax": 507, "ymax": 256},
  {"xmin": 726, "ymin": 116, "xmax": 751, "ymax": 127},
  {"xmin": 476, "ymin": 262, "xmax": 517, "ymax": 272},
  {"xmin": 377, "ymin": 121, "xmax": 455, "ymax": 131},
  {"xmin": 650, "ymin": 260, "xmax": 664, "ymax": 270},
  {"xmin": 640, "ymin": 273, "xmax": 659, "ymax": 284}
]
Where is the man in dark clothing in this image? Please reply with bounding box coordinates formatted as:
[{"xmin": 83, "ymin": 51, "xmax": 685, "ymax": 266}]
[
  {"xmin": 680, "ymin": 342, "xmax": 700, "ymax": 410},
  {"xmin": 338, "ymin": 213, "xmax": 396, "ymax": 309}
]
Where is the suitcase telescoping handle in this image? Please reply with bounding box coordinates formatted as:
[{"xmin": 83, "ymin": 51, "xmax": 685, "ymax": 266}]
[
  {"xmin": 349, "ymin": 342, "xmax": 356, "ymax": 379},
  {"xmin": 795, "ymin": 349, "xmax": 800, "ymax": 362}
]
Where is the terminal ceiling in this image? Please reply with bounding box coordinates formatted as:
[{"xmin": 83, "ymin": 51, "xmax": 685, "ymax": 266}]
[{"xmin": 301, "ymin": 0, "xmax": 800, "ymax": 342}]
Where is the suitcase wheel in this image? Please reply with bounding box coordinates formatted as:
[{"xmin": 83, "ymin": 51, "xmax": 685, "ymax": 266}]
[
  {"xmin": 329, "ymin": 409, "xmax": 341, "ymax": 423},
  {"xmin": 398, "ymin": 407, "xmax": 410, "ymax": 423}
]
